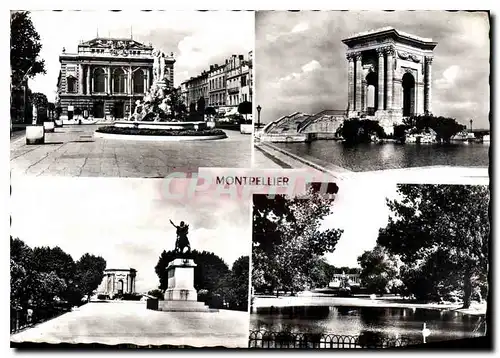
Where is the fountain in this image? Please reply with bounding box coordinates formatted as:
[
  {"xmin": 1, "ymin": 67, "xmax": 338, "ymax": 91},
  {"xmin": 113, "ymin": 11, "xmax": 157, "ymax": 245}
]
[{"xmin": 94, "ymin": 48, "xmax": 227, "ymax": 141}]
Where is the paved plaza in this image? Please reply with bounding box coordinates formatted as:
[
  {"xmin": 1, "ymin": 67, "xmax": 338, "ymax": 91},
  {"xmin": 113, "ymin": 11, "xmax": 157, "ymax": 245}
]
[
  {"xmin": 10, "ymin": 125, "xmax": 251, "ymax": 177},
  {"xmin": 10, "ymin": 301, "xmax": 249, "ymax": 347}
]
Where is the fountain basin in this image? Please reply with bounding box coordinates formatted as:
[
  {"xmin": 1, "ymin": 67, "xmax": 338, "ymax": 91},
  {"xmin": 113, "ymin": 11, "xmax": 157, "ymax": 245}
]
[
  {"xmin": 114, "ymin": 120, "xmax": 207, "ymax": 131},
  {"xmin": 94, "ymin": 125, "xmax": 227, "ymax": 142}
]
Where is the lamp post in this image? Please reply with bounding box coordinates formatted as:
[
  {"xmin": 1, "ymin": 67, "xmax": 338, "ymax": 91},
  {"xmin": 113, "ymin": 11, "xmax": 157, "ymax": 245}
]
[
  {"xmin": 469, "ymin": 119, "xmax": 473, "ymax": 133},
  {"xmin": 256, "ymin": 104, "xmax": 261, "ymax": 129}
]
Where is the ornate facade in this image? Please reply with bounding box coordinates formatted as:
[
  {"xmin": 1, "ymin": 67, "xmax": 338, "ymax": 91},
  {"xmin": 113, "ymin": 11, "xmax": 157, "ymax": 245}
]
[
  {"xmin": 97, "ymin": 268, "xmax": 137, "ymax": 298},
  {"xmin": 342, "ymin": 27, "xmax": 437, "ymax": 134},
  {"xmin": 56, "ymin": 37, "xmax": 175, "ymax": 119},
  {"xmin": 181, "ymin": 51, "xmax": 253, "ymax": 114}
]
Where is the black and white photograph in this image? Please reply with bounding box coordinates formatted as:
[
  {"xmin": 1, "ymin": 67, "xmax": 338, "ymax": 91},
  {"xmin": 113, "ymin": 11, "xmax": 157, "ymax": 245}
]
[
  {"xmin": 10, "ymin": 10, "xmax": 253, "ymax": 178},
  {"xmin": 249, "ymin": 181, "xmax": 489, "ymax": 348},
  {"xmin": 253, "ymin": 11, "xmax": 490, "ymax": 181},
  {"xmin": 10, "ymin": 177, "xmax": 251, "ymax": 348}
]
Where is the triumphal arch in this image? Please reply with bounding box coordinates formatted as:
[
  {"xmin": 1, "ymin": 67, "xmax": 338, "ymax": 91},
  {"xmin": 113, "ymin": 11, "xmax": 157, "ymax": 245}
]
[{"xmin": 343, "ymin": 27, "xmax": 437, "ymax": 134}]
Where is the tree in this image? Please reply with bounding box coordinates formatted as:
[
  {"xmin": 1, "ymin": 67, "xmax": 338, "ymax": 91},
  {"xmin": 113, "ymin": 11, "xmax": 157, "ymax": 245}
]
[
  {"xmin": 357, "ymin": 245, "xmax": 402, "ymax": 295},
  {"xmin": 155, "ymin": 249, "xmax": 229, "ymax": 292},
  {"xmin": 10, "ymin": 237, "xmax": 34, "ymax": 309},
  {"xmin": 10, "ymin": 11, "xmax": 46, "ymax": 87},
  {"xmin": 74, "ymin": 254, "xmax": 106, "ymax": 302},
  {"xmin": 377, "ymin": 184, "xmax": 489, "ymax": 308},
  {"xmin": 237, "ymin": 101, "xmax": 252, "ymax": 122},
  {"xmin": 402, "ymin": 114, "xmax": 466, "ymax": 143},
  {"xmin": 166, "ymin": 87, "xmax": 187, "ymax": 120},
  {"xmin": 309, "ymin": 258, "xmax": 336, "ymax": 289},
  {"xmin": 196, "ymin": 96, "xmax": 206, "ymax": 119},
  {"xmin": 252, "ymin": 189, "xmax": 343, "ymax": 295},
  {"xmin": 205, "ymin": 106, "xmax": 217, "ymax": 120},
  {"xmin": 220, "ymin": 255, "xmax": 249, "ymax": 311},
  {"xmin": 147, "ymin": 289, "xmax": 164, "ymax": 300},
  {"xmin": 340, "ymin": 118, "xmax": 385, "ymax": 143}
]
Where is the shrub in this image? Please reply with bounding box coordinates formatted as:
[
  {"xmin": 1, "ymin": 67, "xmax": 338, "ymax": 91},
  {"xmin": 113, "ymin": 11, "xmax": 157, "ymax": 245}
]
[{"xmin": 95, "ymin": 126, "xmax": 227, "ymax": 137}]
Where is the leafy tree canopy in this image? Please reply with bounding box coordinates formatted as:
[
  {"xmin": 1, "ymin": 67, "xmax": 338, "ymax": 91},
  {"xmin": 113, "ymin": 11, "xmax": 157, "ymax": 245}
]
[
  {"xmin": 252, "ymin": 189, "xmax": 343, "ymax": 294},
  {"xmin": 10, "ymin": 11, "xmax": 46, "ymax": 86},
  {"xmin": 377, "ymin": 184, "xmax": 489, "ymax": 307}
]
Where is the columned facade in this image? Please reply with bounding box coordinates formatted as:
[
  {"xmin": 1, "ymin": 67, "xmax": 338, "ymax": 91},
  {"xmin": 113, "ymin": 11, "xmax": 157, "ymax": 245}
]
[
  {"xmin": 343, "ymin": 27, "xmax": 437, "ymax": 135},
  {"xmin": 97, "ymin": 268, "xmax": 137, "ymax": 299},
  {"xmin": 57, "ymin": 37, "xmax": 175, "ymax": 120}
]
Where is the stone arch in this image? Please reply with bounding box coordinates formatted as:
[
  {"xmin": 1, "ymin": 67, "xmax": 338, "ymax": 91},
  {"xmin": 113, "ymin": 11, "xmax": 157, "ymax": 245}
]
[
  {"xmin": 113, "ymin": 68, "xmax": 127, "ymax": 93},
  {"xmin": 93, "ymin": 68, "xmax": 106, "ymax": 93},
  {"xmin": 365, "ymin": 72, "xmax": 377, "ymax": 114},
  {"xmin": 117, "ymin": 279, "xmax": 124, "ymax": 294},
  {"xmin": 133, "ymin": 69, "xmax": 145, "ymax": 94},
  {"xmin": 402, "ymin": 72, "xmax": 416, "ymax": 117}
]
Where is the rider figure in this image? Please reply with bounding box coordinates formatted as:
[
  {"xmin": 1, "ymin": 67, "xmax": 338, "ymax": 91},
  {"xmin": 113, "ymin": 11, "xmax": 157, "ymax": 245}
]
[{"xmin": 170, "ymin": 220, "xmax": 191, "ymax": 254}]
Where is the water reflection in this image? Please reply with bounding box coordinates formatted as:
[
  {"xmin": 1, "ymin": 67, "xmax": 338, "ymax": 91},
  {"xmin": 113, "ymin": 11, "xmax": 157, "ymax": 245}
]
[
  {"xmin": 250, "ymin": 306, "xmax": 484, "ymax": 344},
  {"xmin": 273, "ymin": 142, "xmax": 489, "ymax": 171}
]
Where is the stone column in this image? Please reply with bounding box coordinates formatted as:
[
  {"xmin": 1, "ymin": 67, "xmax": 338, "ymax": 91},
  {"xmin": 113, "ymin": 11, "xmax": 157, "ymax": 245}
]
[
  {"xmin": 354, "ymin": 52, "xmax": 362, "ymax": 112},
  {"xmin": 146, "ymin": 68, "xmax": 150, "ymax": 90},
  {"xmin": 126, "ymin": 275, "xmax": 130, "ymax": 293},
  {"xmin": 143, "ymin": 69, "xmax": 147, "ymax": 93},
  {"xmin": 86, "ymin": 66, "xmax": 91, "ymax": 95},
  {"xmin": 376, "ymin": 48, "xmax": 385, "ymax": 111},
  {"xmin": 424, "ymin": 56, "xmax": 433, "ymax": 114},
  {"xmin": 362, "ymin": 80, "xmax": 367, "ymax": 112},
  {"xmin": 105, "ymin": 67, "xmax": 110, "ymax": 93},
  {"xmin": 346, "ymin": 54, "xmax": 355, "ymax": 111},
  {"xmin": 386, "ymin": 47, "xmax": 395, "ymax": 111},
  {"xmin": 79, "ymin": 64, "xmax": 84, "ymax": 94},
  {"xmin": 110, "ymin": 68, "xmax": 114, "ymax": 94},
  {"xmin": 128, "ymin": 67, "xmax": 132, "ymax": 94}
]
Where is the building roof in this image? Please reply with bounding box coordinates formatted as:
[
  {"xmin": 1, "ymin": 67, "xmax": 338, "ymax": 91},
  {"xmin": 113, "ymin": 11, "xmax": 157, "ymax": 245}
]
[
  {"xmin": 342, "ymin": 27, "xmax": 437, "ymax": 49},
  {"xmin": 79, "ymin": 37, "xmax": 153, "ymax": 50}
]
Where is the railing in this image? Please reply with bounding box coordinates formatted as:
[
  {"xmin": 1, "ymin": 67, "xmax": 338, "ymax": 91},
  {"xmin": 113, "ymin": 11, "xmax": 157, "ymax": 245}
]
[{"xmin": 248, "ymin": 330, "xmax": 417, "ymax": 349}]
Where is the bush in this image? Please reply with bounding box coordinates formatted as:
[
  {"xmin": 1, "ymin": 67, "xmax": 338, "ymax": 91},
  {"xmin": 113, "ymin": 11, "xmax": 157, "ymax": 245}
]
[
  {"xmin": 95, "ymin": 126, "xmax": 227, "ymax": 137},
  {"xmin": 340, "ymin": 118, "xmax": 385, "ymax": 143}
]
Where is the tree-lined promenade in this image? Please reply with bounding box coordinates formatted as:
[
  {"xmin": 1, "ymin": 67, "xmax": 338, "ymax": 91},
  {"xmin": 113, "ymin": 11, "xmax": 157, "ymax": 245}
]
[
  {"xmin": 10, "ymin": 237, "xmax": 106, "ymax": 333},
  {"xmin": 252, "ymin": 184, "xmax": 490, "ymax": 312}
]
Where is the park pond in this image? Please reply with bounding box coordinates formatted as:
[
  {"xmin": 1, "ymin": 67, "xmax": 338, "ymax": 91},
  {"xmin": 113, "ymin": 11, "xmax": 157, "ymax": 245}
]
[
  {"xmin": 250, "ymin": 306, "xmax": 486, "ymax": 345},
  {"xmin": 273, "ymin": 141, "xmax": 489, "ymax": 172}
]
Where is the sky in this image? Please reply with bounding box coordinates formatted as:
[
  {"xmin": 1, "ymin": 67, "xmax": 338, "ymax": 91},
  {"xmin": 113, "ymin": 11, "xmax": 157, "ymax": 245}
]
[
  {"xmin": 26, "ymin": 10, "xmax": 254, "ymax": 102},
  {"xmin": 319, "ymin": 178, "xmax": 398, "ymax": 267},
  {"xmin": 255, "ymin": 11, "xmax": 490, "ymax": 129},
  {"xmin": 10, "ymin": 177, "xmax": 251, "ymax": 293}
]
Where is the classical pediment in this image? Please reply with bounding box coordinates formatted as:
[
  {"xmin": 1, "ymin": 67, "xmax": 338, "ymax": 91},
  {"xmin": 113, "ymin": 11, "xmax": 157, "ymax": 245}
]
[{"xmin": 81, "ymin": 38, "xmax": 151, "ymax": 50}]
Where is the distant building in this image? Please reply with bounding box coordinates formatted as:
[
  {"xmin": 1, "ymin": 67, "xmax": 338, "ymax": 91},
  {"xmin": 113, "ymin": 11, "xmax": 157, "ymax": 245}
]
[
  {"xmin": 181, "ymin": 51, "xmax": 252, "ymax": 115},
  {"xmin": 208, "ymin": 63, "xmax": 226, "ymax": 108},
  {"xmin": 97, "ymin": 268, "xmax": 137, "ymax": 298},
  {"xmin": 56, "ymin": 37, "xmax": 175, "ymax": 120}
]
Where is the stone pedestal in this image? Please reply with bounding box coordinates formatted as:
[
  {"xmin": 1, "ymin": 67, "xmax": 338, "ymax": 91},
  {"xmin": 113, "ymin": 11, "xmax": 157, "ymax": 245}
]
[
  {"xmin": 43, "ymin": 121, "xmax": 55, "ymax": 133},
  {"xmin": 26, "ymin": 125, "xmax": 45, "ymax": 145},
  {"xmin": 156, "ymin": 258, "xmax": 213, "ymax": 312}
]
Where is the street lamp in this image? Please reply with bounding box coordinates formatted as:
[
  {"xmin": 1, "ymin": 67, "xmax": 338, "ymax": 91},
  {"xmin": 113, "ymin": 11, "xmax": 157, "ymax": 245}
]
[
  {"xmin": 256, "ymin": 104, "xmax": 262, "ymax": 128},
  {"xmin": 470, "ymin": 119, "xmax": 473, "ymax": 133}
]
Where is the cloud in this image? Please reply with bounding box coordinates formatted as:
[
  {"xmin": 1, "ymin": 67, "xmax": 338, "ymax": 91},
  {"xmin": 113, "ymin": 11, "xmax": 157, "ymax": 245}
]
[
  {"xmin": 302, "ymin": 59, "xmax": 321, "ymax": 73},
  {"xmin": 291, "ymin": 22, "xmax": 309, "ymax": 33},
  {"xmin": 278, "ymin": 60, "xmax": 322, "ymax": 84},
  {"xmin": 256, "ymin": 11, "xmax": 490, "ymax": 129},
  {"xmin": 266, "ymin": 21, "xmax": 310, "ymax": 43},
  {"xmin": 10, "ymin": 177, "xmax": 251, "ymax": 293},
  {"xmin": 27, "ymin": 11, "xmax": 253, "ymax": 100},
  {"xmin": 435, "ymin": 65, "xmax": 460, "ymax": 89}
]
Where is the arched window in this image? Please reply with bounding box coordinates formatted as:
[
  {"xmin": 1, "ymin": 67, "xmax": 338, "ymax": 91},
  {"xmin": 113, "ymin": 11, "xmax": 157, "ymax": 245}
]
[
  {"xmin": 113, "ymin": 68, "xmax": 127, "ymax": 93},
  {"xmin": 66, "ymin": 76, "xmax": 77, "ymax": 93},
  {"xmin": 133, "ymin": 70, "xmax": 145, "ymax": 94},
  {"xmin": 93, "ymin": 68, "xmax": 105, "ymax": 93}
]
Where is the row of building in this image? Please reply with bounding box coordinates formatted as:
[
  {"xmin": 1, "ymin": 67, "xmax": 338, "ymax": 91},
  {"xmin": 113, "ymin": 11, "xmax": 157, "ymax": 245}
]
[
  {"xmin": 55, "ymin": 37, "xmax": 252, "ymax": 120},
  {"xmin": 180, "ymin": 51, "xmax": 253, "ymax": 116}
]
